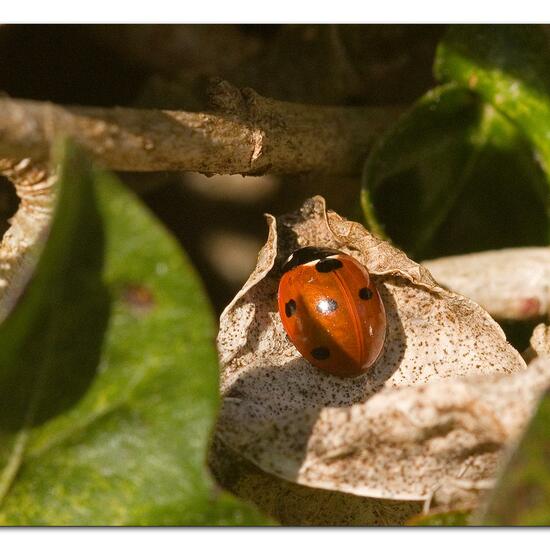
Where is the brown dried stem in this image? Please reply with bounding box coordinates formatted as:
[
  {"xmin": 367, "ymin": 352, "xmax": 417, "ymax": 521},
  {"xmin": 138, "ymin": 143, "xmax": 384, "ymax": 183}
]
[{"xmin": 0, "ymin": 80, "xmax": 402, "ymax": 176}]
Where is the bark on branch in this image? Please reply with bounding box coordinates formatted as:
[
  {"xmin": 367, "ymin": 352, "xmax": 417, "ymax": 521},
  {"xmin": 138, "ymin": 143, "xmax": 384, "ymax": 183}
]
[{"xmin": 0, "ymin": 80, "xmax": 402, "ymax": 176}]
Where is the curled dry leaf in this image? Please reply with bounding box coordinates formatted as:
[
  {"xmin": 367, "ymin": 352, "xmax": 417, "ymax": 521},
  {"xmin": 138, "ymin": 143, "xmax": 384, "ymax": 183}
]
[
  {"xmin": 212, "ymin": 196, "xmax": 550, "ymax": 525},
  {"xmin": 0, "ymin": 159, "xmax": 56, "ymax": 322},
  {"xmin": 423, "ymin": 248, "xmax": 550, "ymax": 322},
  {"xmin": 524, "ymin": 323, "xmax": 550, "ymax": 363}
]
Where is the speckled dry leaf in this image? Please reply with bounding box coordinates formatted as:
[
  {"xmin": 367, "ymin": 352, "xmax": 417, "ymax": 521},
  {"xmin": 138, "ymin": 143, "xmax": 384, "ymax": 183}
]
[
  {"xmin": 423, "ymin": 248, "xmax": 550, "ymax": 321},
  {"xmin": 213, "ymin": 196, "xmax": 549, "ymax": 525},
  {"xmin": 208, "ymin": 435, "xmax": 423, "ymax": 526},
  {"xmin": 0, "ymin": 159, "xmax": 56, "ymax": 323},
  {"xmin": 524, "ymin": 323, "xmax": 550, "ymax": 364}
]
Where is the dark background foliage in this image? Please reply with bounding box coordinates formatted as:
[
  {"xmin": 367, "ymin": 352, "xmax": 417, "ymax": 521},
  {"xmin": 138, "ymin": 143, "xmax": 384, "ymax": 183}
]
[{"xmin": 0, "ymin": 24, "xmax": 443, "ymax": 314}]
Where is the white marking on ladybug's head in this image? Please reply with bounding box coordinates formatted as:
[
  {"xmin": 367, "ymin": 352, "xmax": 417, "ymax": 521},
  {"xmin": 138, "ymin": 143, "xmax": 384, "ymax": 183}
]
[{"xmin": 303, "ymin": 255, "xmax": 340, "ymax": 268}]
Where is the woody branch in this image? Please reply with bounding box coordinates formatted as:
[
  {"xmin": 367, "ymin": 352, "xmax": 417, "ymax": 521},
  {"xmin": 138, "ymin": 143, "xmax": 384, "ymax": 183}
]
[{"xmin": 0, "ymin": 79, "xmax": 403, "ymax": 177}]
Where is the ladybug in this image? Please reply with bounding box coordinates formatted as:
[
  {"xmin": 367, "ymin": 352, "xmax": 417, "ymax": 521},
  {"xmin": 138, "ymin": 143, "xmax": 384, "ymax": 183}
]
[{"xmin": 277, "ymin": 247, "xmax": 386, "ymax": 378}]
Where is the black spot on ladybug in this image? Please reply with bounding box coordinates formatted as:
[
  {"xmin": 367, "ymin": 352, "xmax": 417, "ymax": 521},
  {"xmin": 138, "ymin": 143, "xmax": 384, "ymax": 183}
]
[
  {"xmin": 285, "ymin": 299, "xmax": 297, "ymax": 317},
  {"xmin": 359, "ymin": 287, "xmax": 373, "ymax": 300},
  {"xmin": 311, "ymin": 346, "xmax": 330, "ymax": 360},
  {"xmin": 282, "ymin": 246, "xmax": 341, "ymax": 273},
  {"xmin": 316, "ymin": 298, "xmax": 338, "ymax": 314},
  {"xmin": 315, "ymin": 258, "xmax": 343, "ymax": 273}
]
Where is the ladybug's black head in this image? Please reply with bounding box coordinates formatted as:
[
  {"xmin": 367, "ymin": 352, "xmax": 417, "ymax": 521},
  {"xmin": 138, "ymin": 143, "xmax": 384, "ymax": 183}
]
[{"xmin": 281, "ymin": 246, "xmax": 341, "ymax": 274}]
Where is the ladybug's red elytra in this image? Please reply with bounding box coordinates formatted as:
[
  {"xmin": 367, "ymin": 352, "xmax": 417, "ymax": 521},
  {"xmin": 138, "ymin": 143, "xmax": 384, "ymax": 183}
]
[{"xmin": 277, "ymin": 247, "xmax": 386, "ymax": 377}]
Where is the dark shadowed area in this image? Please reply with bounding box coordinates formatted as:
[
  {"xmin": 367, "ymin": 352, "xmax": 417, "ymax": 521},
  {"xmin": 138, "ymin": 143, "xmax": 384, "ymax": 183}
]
[{"xmin": 0, "ymin": 24, "xmax": 442, "ymax": 314}]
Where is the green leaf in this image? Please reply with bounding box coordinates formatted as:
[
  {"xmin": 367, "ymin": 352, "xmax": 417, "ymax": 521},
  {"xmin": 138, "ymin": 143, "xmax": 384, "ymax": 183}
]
[
  {"xmin": 435, "ymin": 25, "xmax": 550, "ymax": 177},
  {"xmin": 406, "ymin": 509, "xmax": 471, "ymax": 526},
  {"xmin": 482, "ymin": 389, "xmax": 550, "ymax": 526},
  {"xmin": 0, "ymin": 142, "xmax": 272, "ymax": 525},
  {"xmin": 361, "ymin": 85, "xmax": 548, "ymax": 259}
]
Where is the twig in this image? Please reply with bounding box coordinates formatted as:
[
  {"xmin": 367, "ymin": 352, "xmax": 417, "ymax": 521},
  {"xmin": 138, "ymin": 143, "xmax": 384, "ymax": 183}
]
[{"xmin": 0, "ymin": 80, "xmax": 403, "ymax": 176}]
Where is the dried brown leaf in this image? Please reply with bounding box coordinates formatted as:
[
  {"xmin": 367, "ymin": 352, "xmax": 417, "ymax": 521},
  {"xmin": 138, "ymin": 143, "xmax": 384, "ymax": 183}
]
[
  {"xmin": 213, "ymin": 196, "xmax": 545, "ymax": 525},
  {"xmin": 0, "ymin": 159, "xmax": 55, "ymax": 322},
  {"xmin": 525, "ymin": 323, "xmax": 550, "ymax": 362},
  {"xmin": 423, "ymin": 248, "xmax": 550, "ymax": 321},
  {"xmin": 208, "ymin": 435, "xmax": 423, "ymax": 526}
]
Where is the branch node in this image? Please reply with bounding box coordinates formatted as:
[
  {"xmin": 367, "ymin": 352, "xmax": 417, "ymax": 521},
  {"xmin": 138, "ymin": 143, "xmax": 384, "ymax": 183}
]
[{"xmin": 207, "ymin": 77, "xmax": 247, "ymax": 117}]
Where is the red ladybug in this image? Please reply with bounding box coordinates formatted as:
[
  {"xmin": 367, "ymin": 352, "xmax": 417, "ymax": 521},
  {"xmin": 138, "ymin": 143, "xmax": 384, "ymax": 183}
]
[{"xmin": 277, "ymin": 247, "xmax": 386, "ymax": 377}]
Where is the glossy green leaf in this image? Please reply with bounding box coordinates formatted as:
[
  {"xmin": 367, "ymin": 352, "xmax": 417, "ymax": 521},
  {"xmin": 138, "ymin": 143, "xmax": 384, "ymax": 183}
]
[
  {"xmin": 406, "ymin": 509, "xmax": 470, "ymax": 526},
  {"xmin": 0, "ymin": 143, "xmax": 272, "ymax": 525},
  {"xmin": 361, "ymin": 85, "xmax": 548, "ymax": 259},
  {"xmin": 482, "ymin": 389, "xmax": 550, "ymax": 526},
  {"xmin": 435, "ymin": 25, "xmax": 550, "ymax": 178}
]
